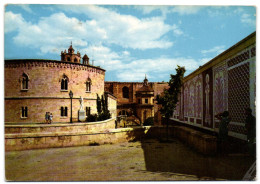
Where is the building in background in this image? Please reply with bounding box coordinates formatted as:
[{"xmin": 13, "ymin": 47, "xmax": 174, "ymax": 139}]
[
  {"xmin": 105, "ymin": 77, "xmax": 168, "ymax": 125},
  {"xmin": 172, "ymin": 32, "xmax": 256, "ymax": 141},
  {"xmin": 5, "ymin": 44, "xmax": 117, "ymax": 123}
]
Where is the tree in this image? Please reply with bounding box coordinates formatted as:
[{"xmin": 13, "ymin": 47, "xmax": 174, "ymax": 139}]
[
  {"xmin": 96, "ymin": 94, "xmax": 102, "ymax": 115},
  {"xmin": 156, "ymin": 65, "xmax": 186, "ymax": 140},
  {"xmin": 97, "ymin": 93, "xmax": 111, "ymax": 121}
]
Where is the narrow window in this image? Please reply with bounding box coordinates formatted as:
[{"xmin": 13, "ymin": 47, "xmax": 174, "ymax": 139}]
[
  {"xmin": 145, "ymin": 99, "xmax": 148, "ymax": 104},
  {"xmin": 21, "ymin": 106, "xmax": 28, "ymax": 118},
  {"xmin": 86, "ymin": 82, "xmax": 91, "ymax": 92},
  {"xmin": 86, "ymin": 107, "xmax": 91, "ymax": 116},
  {"xmin": 86, "ymin": 78, "xmax": 92, "ymax": 92},
  {"xmin": 61, "ymin": 76, "xmax": 68, "ymax": 91},
  {"xmin": 61, "ymin": 107, "xmax": 64, "ymax": 116},
  {"xmin": 122, "ymin": 86, "xmax": 129, "ymax": 98},
  {"xmin": 138, "ymin": 99, "xmax": 141, "ymax": 104},
  {"xmin": 65, "ymin": 107, "xmax": 68, "ymax": 116},
  {"xmin": 21, "ymin": 73, "xmax": 29, "ymax": 90},
  {"xmin": 61, "ymin": 106, "xmax": 68, "ymax": 117}
]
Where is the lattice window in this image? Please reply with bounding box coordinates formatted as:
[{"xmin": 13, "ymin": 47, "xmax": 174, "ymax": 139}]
[
  {"xmin": 227, "ymin": 50, "xmax": 249, "ymax": 67},
  {"xmin": 251, "ymin": 47, "xmax": 256, "ymax": 57},
  {"xmin": 228, "ymin": 63, "xmax": 250, "ymax": 123}
]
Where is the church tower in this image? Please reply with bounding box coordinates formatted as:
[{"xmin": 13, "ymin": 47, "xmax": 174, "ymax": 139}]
[
  {"xmin": 83, "ymin": 54, "xmax": 90, "ymax": 65},
  {"xmin": 61, "ymin": 42, "xmax": 81, "ymax": 63}
]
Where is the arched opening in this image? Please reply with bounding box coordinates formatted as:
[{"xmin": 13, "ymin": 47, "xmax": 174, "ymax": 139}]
[
  {"xmin": 86, "ymin": 78, "xmax": 92, "ymax": 92},
  {"xmin": 21, "ymin": 73, "xmax": 29, "ymax": 90},
  {"xmin": 122, "ymin": 86, "xmax": 129, "ymax": 98},
  {"xmin": 61, "ymin": 75, "xmax": 68, "ymax": 90}
]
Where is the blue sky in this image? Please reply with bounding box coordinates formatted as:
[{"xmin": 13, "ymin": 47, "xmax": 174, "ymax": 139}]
[{"xmin": 4, "ymin": 4, "xmax": 256, "ymax": 82}]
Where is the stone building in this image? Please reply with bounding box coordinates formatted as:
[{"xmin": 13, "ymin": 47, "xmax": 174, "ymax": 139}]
[
  {"xmin": 105, "ymin": 77, "xmax": 168, "ymax": 124},
  {"xmin": 5, "ymin": 44, "xmax": 117, "ymax": 123},
  {"xmin": 172, "ymin": 32, "xmax": 256, "ymax": 141}
]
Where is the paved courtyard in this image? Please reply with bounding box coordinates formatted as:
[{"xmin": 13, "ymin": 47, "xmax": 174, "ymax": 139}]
[{"xmin": 5, "ymin": 139, "xmax": 254, "ymax": 181}]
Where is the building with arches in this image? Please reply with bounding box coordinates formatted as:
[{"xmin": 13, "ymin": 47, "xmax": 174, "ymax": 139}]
[
  {"xmin": 105, "ymin": 77, "xmax": 168, "ymax": 124},
  {"xmin": 172, "ymin": 32, "xmax": 256, "ymax": 141},
  {"xmin": 5, "ymin": 44, "xmax": 117, "ymax": 123}
]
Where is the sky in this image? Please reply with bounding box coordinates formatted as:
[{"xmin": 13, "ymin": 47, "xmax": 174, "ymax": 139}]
[{"xmin": 4, "ymin": 4, "xmax": 256, "ymax": 82}]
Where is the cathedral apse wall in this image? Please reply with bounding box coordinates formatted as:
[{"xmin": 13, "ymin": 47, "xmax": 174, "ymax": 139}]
[
  {"xmin": 172, "ymin": 32, "xmax": 256, "ymax": 140},
  {"xmin": 5, "ymin": 60, "xmax": 106, "ymax": 123},
  {"xmin": 4, "ymin": 43, "xmax": 115, "ymax": 124}
]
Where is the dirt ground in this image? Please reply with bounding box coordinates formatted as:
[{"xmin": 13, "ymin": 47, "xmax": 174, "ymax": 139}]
[{"xmin": 5, "ymin": 139, "xmax": 255, "ymax": 181}]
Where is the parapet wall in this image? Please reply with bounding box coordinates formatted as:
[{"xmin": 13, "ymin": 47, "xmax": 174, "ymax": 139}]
[
  {"xmin": 5, "ymin": 118, "xmax": 116, "ymax": 134},
  {"xmin": 5, "ymin": 121, "xmax": 217, "ymax": 155}
]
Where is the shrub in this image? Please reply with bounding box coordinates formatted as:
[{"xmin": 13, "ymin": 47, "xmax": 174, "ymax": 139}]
[
  {"xmin": 97, "ymin": 111, "xmax": 111, "ymax": 121},
  {"xmin": 89, "ymin": 142, "xmax": 100, "ymax": 146},
  {"xmin": 86, "ymin": 114, "xmax": 97, "ymax": 122},
  {"xmin": 143, "ymin": 117, "xmax": 154, "ymax": 126}
]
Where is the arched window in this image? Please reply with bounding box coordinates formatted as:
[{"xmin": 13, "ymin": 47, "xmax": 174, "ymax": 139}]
[
  {"xmin": 21, "ymin": 73, "xmax": 29, "ymax": 90},
  {"xmin": 122, "ymin": 86, "xmax": 129, "ymax": 98},
  {"xmin": 61, "ymin": 75, "xmax": 68, "ymax": 91},
  {"xmin": 86, "ymin": 78, "xmax": 91, "ymax": 92},
  {"xmin": 67, "ymin": 57, "xmax": 71, "ymax": 62},
  {"xmin": 74, "ymin": 58, "xmax": 77, "ymax": 62}
]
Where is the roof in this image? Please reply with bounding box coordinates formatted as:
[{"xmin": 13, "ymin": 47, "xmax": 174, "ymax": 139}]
[
  {"xmin": 136, "ymin": 85, "xmax": 154, "ymax": 92},
  {"xmin": 4, "ymin": 59, "xmax": 106, "ymax": 72}
]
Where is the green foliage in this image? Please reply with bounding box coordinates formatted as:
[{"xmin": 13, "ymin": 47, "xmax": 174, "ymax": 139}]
[
  {"xmin": 89, "ymin": 142, "xmax": 100, "ymax": 146},
  {"xmin": 95, "ymin": 93, "xmax": 111, "ymax": 121},
  {"xmin": 156, "ymin": 65, "xmax": 186, "ymax": 119},
  {"xmin": 86, "ymin": 114, "xmax": 97, "ymax": 122},
  {"xmin": 96, "ymin": 94, "xmax": 102, "ymax": 115},
  {"xmin": 143, "ymin": 117, "xmax": 154, "ymax": 126}
]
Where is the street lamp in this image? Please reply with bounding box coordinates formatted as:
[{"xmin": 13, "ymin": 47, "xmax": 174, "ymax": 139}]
[{"xmin": 69, "ymin": 90, "xmax": 73, "ymax": 123}]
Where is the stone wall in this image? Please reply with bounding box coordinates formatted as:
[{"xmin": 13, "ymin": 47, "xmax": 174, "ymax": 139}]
[
  {"xmin": 107, "ymin": 93, "xmax": 117, "ymax": 118},
  {"xmin": 5, "ymin": 122, "xmax": 217, "ymax": 155},
  {"xmin": 5, "ymin": 60, "xmax": 105, "ymax": 123},
  {"xmin": 5, "ymin": 118, "xmax": 116, "ymax": 134}
]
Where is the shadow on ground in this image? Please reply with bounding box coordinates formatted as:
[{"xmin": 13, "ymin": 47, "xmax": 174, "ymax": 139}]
[{"xmin": 126, "ymin": 127, "xmax": 255, "ymax": 180}]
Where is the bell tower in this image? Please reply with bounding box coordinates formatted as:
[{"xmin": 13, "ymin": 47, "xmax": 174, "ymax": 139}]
[
  {"xmin": 83, "ymin": 54, "xmax": 90, "ymax": 65},
  {"xmin": 61, "ymin": 42, "xmax": 81, "ymax": 63}
]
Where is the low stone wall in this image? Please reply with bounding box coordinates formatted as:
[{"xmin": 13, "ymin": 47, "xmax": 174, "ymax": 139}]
[
  {"xmin": 5, "ymin": 123, "xmax": 217, "ymax": 155},
  {"xmin": 5, "ymin": 127, "xmax": 146, "ymax": 151},
  {"xmin": 5, "ymin": 118, "xmax": 116, "ymax": 134},
  {"xmin": 173, "ymin": 126, "xmax": 217, "ymax": 155}
]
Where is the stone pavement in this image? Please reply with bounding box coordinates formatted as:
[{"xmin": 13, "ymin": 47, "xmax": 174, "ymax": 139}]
[{"xmin": 5, "ymin": 139, "xmax": 254, "ymax": 181}]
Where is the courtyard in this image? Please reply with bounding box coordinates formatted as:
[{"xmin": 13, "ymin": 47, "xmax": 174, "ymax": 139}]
[{"xmin": 5, "ymin": 138, "xmax": 254, "ymax": 181}]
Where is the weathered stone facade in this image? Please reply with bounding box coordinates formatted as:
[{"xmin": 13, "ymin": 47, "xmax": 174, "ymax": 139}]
[
  {"xmin": 5, "ymin": 45, "xmax": 116, "ymax": 123},
  {"xmin": 105, "ymin": 78, "xmax": 168, "ymax": 124}
]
